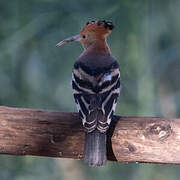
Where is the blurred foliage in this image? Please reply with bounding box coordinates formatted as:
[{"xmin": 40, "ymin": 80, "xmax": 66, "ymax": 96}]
[{"xmin": 0, "ymin": 0, "xmax": 180, "ymax": 179}]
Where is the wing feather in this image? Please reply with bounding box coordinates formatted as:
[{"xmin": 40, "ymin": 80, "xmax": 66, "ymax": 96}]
[{"xmin": 72, "ymin": 59, "xmax": 120, "ymax": 133}]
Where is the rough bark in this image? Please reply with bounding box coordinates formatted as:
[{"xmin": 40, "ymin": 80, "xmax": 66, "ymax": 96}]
[{"xmin": 0, "ymin": 106, "xmax": 179, "ymax": 164}]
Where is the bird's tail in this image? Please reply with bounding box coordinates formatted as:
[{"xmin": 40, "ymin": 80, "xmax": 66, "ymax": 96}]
[{"xmin": 84, "ymin": 130, "xmax": 107, "ymax": 167}]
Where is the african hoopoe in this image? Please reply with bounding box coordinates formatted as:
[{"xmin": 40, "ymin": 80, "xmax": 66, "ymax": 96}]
[{"xmin": 56, "ymin": 20, "xmax": 120, "ymax": 166}]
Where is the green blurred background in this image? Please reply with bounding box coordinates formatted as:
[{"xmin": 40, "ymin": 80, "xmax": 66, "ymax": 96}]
[{"xmin": 0, "ymin": 0, "xmax": 180, "ymax": 179}]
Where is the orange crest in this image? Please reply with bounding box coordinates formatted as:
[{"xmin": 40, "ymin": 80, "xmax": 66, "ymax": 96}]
[{"xmin": 80, "ymin": 20, "xmax": 114, "ymax": 37}]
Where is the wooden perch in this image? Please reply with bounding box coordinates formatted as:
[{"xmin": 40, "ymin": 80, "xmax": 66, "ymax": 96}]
[{"xmin": 0, "ymin": 106, "xmax": 180, "ymax": 164}]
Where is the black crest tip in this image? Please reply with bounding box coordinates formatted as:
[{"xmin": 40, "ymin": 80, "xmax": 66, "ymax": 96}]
[{"xmin": 85, "ymin": 20, "xmax": 115, "ymax": 30}]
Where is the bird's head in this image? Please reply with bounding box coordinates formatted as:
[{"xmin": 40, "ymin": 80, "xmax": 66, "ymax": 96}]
[{"xmin": 56, "ymin": 20, "xmax": 114, "ymax": 50}]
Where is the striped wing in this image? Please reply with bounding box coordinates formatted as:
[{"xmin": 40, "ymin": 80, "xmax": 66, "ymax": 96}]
[{"xmin": 72, "ymin": 61, "xmax": 120, "ymax": 133}]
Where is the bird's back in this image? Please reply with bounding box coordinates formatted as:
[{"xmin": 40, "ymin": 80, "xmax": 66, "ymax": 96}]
[
  {"xmin": 72, "ymin": 54, "xmax": 120, "ymax": 132},
  {"xmin": 74, "ymin": 54, "xmax": 119, "ymax": 76}
]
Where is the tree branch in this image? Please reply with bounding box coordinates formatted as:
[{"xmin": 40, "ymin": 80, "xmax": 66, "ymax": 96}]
[{"xmin": 0, "ymin": 106, "xmax": 179, "ymax": 164}]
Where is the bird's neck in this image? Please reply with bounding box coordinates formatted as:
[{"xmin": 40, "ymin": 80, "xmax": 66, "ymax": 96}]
[{"xmin": 82, "ymin": 39, "xmax": 111, "ymax": 56}]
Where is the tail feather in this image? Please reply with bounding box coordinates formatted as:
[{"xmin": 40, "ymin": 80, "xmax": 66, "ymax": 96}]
[{"xmin": 84, "ymin": 130, "xmax": 107, "ymax": 166}]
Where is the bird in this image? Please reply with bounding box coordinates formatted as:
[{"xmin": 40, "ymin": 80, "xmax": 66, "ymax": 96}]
[{"xmin": 56, "ymin": 20, "xmax": 120, "ymax": 166}]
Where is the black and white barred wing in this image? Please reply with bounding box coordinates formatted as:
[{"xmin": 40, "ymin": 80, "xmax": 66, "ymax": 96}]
[
  {"xmin": 98, "ymin": 69, "xmax": 120, "ymax": 132},
  {"xmin": 72, "ymin": 64, "xmax": 120, "ymax": 133}
]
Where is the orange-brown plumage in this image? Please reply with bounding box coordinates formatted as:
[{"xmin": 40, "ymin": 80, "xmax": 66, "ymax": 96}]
[
  {"xmin": 80, "ymin": 20, "xmax": 113, "ymax": 38},
  {"xmin": 79, "ymin": 21, "xmax": 114, "ymax": 55}
]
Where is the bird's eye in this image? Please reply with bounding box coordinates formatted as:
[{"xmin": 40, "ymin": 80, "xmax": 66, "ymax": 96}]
[{"xmin": 82, "ymin": 34, "xmax": 86, "ymax": 39}]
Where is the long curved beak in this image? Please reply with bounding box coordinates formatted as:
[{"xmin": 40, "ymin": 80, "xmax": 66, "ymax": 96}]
[{"xmin": 56, "ymin": 35, "xmax": 82, "ymax": 47}]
